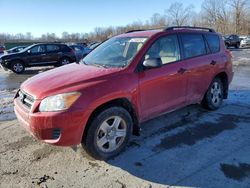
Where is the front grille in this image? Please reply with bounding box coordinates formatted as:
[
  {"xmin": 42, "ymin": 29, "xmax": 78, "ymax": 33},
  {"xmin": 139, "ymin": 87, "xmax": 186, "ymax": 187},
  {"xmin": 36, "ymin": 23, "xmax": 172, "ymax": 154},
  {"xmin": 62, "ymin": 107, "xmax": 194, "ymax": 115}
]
[{"xmin": 18, "ymin": 90, "xmax": 35, "ymax": 109}]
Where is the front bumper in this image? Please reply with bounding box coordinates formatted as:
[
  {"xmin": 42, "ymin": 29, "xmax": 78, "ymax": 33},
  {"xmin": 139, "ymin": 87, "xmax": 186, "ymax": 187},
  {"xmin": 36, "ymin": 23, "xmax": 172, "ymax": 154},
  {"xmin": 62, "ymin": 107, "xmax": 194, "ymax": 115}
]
[{"xmin": 14, "ymin": 97, "xmax": 88, "ymax": 146}]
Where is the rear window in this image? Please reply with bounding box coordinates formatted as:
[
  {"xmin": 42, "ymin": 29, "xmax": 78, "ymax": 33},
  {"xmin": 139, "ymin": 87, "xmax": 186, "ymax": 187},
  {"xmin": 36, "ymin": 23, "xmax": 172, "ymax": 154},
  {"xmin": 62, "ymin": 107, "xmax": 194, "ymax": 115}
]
[
  {"xmin": 181, "ymin": 34, "xmax": 207, "ymax": 59},
  {"xmin": 205, "ymin": 34, "xmax": 220, "ymax": 53}
]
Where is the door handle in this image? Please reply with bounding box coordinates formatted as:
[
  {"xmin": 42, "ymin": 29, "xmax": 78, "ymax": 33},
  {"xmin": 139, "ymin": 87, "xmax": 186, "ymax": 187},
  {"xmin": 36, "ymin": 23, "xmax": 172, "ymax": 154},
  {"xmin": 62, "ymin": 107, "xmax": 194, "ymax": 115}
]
[
  {"xmin": 210, "ymin": 60, "xmax": 217, "ymax": 65},
  {"xmin": 178, "ymin": 68, "xmax": 187, "ymax": 74},
  {"xmin": 41, "ymin": 54, "xmax": 46, "ymax": 56}
]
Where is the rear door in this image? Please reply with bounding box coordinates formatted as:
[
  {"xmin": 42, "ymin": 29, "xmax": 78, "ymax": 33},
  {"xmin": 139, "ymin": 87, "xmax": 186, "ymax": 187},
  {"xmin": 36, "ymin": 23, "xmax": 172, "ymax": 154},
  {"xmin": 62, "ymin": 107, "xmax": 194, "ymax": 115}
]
[
  {"xmin": 139, "ymin": 34, "xmax": 188, "ymax": 121},
  {"xmin": 179, "ymin": 33, "xmax": 214, "ymax": 104},
  {"xmin": 45, "ymin": 44, "xmax": 61, "ymax": 64}
]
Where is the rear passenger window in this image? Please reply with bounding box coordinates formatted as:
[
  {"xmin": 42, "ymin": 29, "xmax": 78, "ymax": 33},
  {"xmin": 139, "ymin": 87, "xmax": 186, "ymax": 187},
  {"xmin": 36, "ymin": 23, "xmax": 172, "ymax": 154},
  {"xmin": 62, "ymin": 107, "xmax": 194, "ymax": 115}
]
[
  {"xmin": 181, "ymin": 34, "xmax": 207, "ymax": 59},
  {"xmin": 145, "ymin": 35, "xmax": 180, "ymax": 65},
  {"xmin": 205, "ymin": 34, "xmax": 220, "ymax": 53}
]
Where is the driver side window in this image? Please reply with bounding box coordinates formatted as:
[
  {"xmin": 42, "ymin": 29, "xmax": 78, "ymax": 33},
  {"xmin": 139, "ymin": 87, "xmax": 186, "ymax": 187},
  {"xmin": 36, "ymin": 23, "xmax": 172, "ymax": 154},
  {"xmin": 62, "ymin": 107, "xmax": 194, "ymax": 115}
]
[
  {"xmin": 30, "ymin": 45, "xmax": 45, "ymax": 54},
  {"xmin": 145, "ymin": 35, "xmax": 180, "ymax": 65}
]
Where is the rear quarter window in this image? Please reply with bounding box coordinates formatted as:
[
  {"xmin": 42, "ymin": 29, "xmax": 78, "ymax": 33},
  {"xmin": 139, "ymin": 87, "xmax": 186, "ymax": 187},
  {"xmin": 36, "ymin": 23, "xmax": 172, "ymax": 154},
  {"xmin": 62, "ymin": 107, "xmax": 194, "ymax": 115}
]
[
  {"xmin": 205, "ymin": 34, "xmax": 220, "ymax": 53},
  {"xmin": 60, "ymin": 45, "xmax": 71, "ymax": 52},
  {"xmin": 46, "ymin": 44, "xmax": 60, "ymax": 52},
  {"xmin": 181, "ymin": 34, "xmax": 207, "ymax": 59}
]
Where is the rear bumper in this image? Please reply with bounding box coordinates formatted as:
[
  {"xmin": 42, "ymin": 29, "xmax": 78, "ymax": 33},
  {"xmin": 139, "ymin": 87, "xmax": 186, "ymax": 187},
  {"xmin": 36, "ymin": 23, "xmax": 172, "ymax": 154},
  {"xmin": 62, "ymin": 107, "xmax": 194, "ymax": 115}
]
[{"xmin": 14, "ymin": 98, "xmax": 88, "ymax": 146}]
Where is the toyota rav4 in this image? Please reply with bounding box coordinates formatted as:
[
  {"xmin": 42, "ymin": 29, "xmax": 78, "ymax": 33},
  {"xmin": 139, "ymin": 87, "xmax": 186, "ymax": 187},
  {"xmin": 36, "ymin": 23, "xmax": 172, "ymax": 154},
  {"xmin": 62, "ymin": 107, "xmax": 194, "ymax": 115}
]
[{"xmin": 14, "ymin": 26, "xmax": 233, "ymax": 159}]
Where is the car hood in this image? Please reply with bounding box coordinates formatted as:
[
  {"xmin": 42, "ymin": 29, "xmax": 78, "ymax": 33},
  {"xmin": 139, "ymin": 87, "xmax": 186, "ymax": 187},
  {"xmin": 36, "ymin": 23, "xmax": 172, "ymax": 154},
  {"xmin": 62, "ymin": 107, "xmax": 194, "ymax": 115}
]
[
  {"xmin": 21, "ymin": 63, "xmax": 121, "ymax": 99},
  {"xmin": 1, "ymin": 52, "xmax": 23, "ymax": 59}
]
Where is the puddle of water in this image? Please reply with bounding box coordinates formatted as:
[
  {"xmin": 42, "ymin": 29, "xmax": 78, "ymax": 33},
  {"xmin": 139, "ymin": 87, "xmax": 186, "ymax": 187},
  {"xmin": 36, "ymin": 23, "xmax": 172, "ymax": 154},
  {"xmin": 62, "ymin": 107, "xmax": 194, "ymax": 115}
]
[
  {"xmin": 0, "ymin": 67, "xmax": 53, "ymax": 90},
  {"xmin": 152, "ymin": 115, "xmax": 245, "ymax": 152}
]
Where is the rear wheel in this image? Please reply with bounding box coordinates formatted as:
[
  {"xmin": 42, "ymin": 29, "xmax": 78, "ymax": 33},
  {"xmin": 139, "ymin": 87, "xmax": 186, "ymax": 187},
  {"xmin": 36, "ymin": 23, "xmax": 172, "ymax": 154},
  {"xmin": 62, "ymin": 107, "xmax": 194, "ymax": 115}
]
[
  {"xmin": 235, "ymin": 43, "xmax": 240, "ymax": 49},
  {"xmin": 82, "ymin": 107, "xmax": 132, "ymax": 160},
  {"xmin": 60, "ymin": 57, "xmax": 70, "ymax": 66},
  {"xmin": 203, "ymin": 78, "xmax": 224, "ymax": 110},
  {"xmin": 11, "ymin": 61, "xmax": 25, "ymax": 74}
]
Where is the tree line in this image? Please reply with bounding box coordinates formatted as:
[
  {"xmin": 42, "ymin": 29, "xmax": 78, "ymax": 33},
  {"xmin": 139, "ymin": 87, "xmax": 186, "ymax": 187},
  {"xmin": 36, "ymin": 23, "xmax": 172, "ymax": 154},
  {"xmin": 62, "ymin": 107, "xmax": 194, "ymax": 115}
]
[{"xmin": 0, "ymin": 0, "xmax": 249, "ymax": 44}]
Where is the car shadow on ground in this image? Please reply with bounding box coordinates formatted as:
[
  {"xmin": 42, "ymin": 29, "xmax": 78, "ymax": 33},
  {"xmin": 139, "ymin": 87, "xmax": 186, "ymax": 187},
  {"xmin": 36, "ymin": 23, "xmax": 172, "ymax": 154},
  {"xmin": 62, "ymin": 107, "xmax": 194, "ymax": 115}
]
[{"xmin": 105, "ymin": 90, "xmax": 250, "ymax": 187}]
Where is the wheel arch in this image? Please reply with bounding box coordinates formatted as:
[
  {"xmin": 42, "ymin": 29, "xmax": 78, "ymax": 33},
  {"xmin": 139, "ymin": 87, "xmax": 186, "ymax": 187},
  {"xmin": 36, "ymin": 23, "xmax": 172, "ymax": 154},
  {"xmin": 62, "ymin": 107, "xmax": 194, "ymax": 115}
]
[
  {"xmin": 214, "ymin": 72, "xmax": 229, "ymax": 99},
  {"xmin": 8, "ymin": 58, "xmax": 26, "ymax": 68},
  {"xmin": 59, "ymin": 56, "xmax": 71, "ymax": 62},
  {"xmin": 82, "ymin": 97, "xmax": 140, "ymax": 142}
]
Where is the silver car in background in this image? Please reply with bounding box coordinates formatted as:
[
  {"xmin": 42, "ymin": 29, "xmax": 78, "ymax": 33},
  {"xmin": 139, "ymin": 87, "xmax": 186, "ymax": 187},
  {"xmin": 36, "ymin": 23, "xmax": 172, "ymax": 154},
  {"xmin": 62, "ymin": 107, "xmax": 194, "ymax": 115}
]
[{"xmin": 240, "ymin": 36, "xmax": 250, "ymax": 48}]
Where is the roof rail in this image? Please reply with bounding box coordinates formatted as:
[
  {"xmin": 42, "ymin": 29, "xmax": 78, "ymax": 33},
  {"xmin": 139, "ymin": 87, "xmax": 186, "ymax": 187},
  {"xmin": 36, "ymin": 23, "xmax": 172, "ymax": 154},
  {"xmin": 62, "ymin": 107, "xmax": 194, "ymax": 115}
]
[
  {"xmin": 165, "ymin": 26, "xmax": 215, "ymax": 33},
  {"xmin": 125, "ymin": 29, "xmax": 145, "ymax": 33}
]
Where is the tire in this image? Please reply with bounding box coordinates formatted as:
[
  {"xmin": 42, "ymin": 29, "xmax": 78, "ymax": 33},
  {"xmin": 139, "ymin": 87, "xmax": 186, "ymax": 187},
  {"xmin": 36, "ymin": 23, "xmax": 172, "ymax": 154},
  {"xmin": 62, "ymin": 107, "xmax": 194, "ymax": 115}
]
[
  {"xmin": 235, "ymin": 43, "xmax": 240, "ymax": 49},
  {"xmin": 11, "ymin": 61, "xmax": 25, "ymax": 74},
  {"xmin": 203, "ymin": 78, "xmax": 224, "ymax": 110},
  {"xmin": 82, "ymin": 107, "xmax": 133, "ymax": 160},
  {"xmin": 59, "ymin": 57, "xmax": 70, "ymax": 66}
]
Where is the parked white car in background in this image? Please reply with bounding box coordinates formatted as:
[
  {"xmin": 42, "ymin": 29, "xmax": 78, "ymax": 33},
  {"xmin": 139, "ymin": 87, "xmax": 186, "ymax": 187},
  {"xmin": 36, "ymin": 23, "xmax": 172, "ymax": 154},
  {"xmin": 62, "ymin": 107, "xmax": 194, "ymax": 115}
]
[{"xmin": 240, "ymin": 36, "xmax": 250, "ymax": 48}]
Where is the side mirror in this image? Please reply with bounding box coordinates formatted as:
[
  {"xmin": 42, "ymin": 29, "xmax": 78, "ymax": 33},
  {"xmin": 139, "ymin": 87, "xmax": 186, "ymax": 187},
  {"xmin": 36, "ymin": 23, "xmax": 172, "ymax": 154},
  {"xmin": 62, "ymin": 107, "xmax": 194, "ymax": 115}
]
[{"xmin": 143, "ymin": 58, "xmax": 162, "ymax": 69}]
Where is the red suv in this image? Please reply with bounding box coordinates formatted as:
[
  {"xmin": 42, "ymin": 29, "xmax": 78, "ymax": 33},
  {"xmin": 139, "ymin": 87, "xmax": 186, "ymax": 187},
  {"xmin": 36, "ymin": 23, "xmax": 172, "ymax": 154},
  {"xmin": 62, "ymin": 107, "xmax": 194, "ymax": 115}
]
[{"xmin": 14, "ymin": 27, "xmax": 233, "ymax": 159}]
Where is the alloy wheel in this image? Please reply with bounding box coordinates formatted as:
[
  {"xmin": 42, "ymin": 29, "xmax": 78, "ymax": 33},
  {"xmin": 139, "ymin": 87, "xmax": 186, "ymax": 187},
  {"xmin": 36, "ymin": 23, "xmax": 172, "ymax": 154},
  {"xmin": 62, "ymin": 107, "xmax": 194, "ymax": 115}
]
[
  {"xmin": 96, "ymin": 116, "xmax": 127, "ymax": 153},
  {"xmin": 13, "ymin": 63, "xmax": 24, "ymax": 73},
  {"xmin": 210, "ymin": 81, "xmax": 222, "ymax": 106},
  {"xmin": 61, "ymin": 59, "xmax": 70, "ymax": 65}
]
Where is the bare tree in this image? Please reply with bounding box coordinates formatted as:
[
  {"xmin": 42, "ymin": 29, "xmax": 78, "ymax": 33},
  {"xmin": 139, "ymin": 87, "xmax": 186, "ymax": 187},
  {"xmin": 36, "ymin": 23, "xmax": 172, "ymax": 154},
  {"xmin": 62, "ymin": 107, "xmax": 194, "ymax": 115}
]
[
  {"xmin": 201, "ymin": 0, "xmax": 231, "ymax": 33},
  {"xmin": 229, "ymin": 0, "xmax": 250, "ymax": 33},
  {"xmin": 150, "ymin": 13, "xmax": 168, "ymax": 28},
  {"xmin": 166, "ymin": 2, "xmax": 194, "ymax": 26}
]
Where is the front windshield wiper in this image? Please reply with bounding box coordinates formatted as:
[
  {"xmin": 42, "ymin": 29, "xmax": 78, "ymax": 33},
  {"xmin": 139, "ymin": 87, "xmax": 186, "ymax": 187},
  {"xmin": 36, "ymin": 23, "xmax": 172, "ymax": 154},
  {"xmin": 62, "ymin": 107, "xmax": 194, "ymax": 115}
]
[{"xmin": 83, "ymin": 61, "xmax": 109, "ymax": 68}]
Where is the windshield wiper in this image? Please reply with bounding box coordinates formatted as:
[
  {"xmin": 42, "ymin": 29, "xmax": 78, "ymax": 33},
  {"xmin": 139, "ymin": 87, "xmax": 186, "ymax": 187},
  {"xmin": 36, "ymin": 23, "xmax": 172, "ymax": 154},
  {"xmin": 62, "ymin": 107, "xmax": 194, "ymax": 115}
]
[{"xmin": 90, "ymin": 63, "xmax": 109, "ymax": 68}]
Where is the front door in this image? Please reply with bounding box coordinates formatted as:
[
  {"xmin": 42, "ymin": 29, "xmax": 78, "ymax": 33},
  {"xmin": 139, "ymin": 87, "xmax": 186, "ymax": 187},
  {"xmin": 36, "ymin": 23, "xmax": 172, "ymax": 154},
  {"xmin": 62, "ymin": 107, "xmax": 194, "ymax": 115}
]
[
  {"xmin": 138, "ymin": 34, "xmax": 187, "ymax": 121},
  {"xmin": 26, "ymin": 44, "xmax": 47, "ymax": 65}
]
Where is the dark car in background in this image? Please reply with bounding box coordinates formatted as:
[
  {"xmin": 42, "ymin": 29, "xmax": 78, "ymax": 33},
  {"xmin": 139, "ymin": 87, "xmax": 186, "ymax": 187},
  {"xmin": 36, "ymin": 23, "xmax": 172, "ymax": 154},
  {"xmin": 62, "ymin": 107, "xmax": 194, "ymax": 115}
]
[
  {"xmin": 0, "ymin": 43, "xmax": 76, "ymax": 74},
  {"xmin": 69, "ymin": 44, "xmax": 91, "ymax": 62},
  {"xmin": 6, "ymin": 46, "xmax": 27, "ymax": 54},
  {"xmin": 223, "ymin": 34, "xmax": 241, "ymax": 48},
  {"xmin": 0, "ymin": 45, "xmax": 5, "ymax": 53}
]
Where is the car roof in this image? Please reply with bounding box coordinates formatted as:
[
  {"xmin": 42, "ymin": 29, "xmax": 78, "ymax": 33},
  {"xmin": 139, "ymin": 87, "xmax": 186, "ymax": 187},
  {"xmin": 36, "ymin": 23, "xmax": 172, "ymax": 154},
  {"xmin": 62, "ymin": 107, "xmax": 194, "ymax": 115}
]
[{"xmin": 116, "ymin": 27, "xmax": 217, "ymax": 38}]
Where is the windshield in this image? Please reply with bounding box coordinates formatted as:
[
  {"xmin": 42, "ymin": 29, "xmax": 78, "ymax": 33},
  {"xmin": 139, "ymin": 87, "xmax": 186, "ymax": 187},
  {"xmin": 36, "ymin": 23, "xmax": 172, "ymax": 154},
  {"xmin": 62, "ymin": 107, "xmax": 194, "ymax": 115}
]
[
  {"xmin": 19, "ymin": 44, "xmax": 35, "ymax": 52},
  {"xmin": 81, "ymin": 37, "xmax": 147, "ymax": 68}
]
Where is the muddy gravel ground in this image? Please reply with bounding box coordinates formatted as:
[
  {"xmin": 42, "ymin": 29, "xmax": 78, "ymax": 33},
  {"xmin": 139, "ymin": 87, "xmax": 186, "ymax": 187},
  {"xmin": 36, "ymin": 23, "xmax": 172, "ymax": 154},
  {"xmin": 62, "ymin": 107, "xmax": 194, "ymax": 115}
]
[{"xmin": 0, "ymin": 49, "xmax": 250, "ymax": 188}]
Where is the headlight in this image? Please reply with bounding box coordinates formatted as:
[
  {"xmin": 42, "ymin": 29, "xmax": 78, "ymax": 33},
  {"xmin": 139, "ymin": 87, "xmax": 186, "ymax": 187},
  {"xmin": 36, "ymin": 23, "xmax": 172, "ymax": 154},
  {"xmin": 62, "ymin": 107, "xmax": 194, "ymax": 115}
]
[{"xmin": 39, "ymin": 92, "xmax": 81, "ymax": 112}]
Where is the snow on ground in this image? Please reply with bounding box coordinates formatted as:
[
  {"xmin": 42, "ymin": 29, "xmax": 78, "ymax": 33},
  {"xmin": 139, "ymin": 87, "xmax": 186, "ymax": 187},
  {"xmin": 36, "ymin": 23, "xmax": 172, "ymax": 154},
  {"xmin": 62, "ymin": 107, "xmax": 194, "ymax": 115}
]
[{"xmin": 0, "ymin": 89, "xmax": 17, "ymax": 121}]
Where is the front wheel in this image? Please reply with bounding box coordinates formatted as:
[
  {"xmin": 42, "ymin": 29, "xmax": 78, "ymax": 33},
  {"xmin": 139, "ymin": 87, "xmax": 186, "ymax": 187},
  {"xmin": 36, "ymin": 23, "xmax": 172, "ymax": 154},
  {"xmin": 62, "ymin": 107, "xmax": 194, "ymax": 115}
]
[
  {"xmin": 11, "ymin": 61, "xmax": 25, "ymax": 74},
  {"xmin": 82, "ymin": 107, "xmax": 132, "ymax": 160}
]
